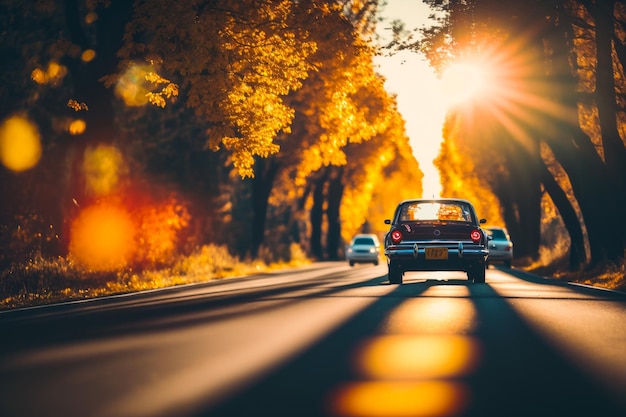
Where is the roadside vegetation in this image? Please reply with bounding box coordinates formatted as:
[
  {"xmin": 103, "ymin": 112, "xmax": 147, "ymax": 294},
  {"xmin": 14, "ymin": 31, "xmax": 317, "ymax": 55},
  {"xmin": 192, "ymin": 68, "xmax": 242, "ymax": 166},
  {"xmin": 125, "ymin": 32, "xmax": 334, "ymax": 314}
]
[
  {"xmin": 417, "ymin": 1, "xmax": 626, "ymax": 278},
  {"xmin": 2, "ymin": 246, "xmax": 624, "ymax": 311},
  {"xmin": 0, "ymin": 243, "xmax": 311, "ymax": 310},
  {"xmin": 550, "ymin": 260, "xmax": 626, "ymax": 293},
  {"xmin": 0, "ymin": 1, "xmax": 421, "ymax": 312}
]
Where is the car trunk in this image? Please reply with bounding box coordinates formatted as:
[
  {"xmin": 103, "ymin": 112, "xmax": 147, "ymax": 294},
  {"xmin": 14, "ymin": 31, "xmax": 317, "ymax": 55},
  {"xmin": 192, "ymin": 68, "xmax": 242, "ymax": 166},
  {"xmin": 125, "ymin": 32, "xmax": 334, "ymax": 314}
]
[{"xmin": 399, "ymin": 222, "xmax": 475, "ymax": 241}]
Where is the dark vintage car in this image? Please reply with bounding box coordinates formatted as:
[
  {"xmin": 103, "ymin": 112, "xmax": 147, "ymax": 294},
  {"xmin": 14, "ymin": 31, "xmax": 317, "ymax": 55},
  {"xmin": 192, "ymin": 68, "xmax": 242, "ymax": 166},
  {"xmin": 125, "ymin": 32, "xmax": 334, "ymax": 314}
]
[{"xmin": 383, "ymin": 198, "xmax": 489, "ymax": 284}]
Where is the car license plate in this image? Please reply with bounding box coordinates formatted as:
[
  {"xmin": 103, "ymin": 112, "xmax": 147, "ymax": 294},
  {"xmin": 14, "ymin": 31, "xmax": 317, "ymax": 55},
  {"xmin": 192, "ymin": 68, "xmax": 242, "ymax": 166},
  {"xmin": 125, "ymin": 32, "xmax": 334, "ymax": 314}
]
[{"xmin": 425, "ymin": 248, "xmax": 448, "ymax": 260}]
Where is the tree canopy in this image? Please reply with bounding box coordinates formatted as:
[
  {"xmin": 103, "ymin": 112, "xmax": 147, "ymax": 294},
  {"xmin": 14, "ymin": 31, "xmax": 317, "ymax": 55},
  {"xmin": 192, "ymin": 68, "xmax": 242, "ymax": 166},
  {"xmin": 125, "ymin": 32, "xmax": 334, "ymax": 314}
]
[
  {"xmin": 0, "ymin": 0, "xmax": 422, "ymax": 270},
  {"xmin": 417, "ymin": 0, "xmax": 626, "ymax": 269}
]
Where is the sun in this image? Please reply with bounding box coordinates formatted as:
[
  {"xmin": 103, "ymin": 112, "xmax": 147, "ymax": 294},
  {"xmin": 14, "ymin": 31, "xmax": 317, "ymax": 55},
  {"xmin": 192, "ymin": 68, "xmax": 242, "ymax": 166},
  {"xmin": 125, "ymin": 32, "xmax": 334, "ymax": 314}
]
[{"xmin": 440, "ymin": 63, "xmax": 488, "ymax": 106}]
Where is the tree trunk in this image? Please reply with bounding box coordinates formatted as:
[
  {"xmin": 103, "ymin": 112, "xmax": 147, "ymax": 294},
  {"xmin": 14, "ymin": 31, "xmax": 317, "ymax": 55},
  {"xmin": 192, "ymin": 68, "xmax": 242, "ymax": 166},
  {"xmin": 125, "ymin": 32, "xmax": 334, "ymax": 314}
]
[
  {"xmin": 586, "ymin": 0, "xmax": 626, "ymax": 249},
  {"xmin": 62, "ymin": 0, "xmax": 133, "ymax": 249},
  {"xmin": 539, "ymin": 158, "xmax": 586, "ymax": 270},
  {"xmin": 310, "ymin": 169, "xmax": 328, "ymax": 260},
  {"xmin": 250, "ymin": 157, "xmax": 279, "ymax": 258},
  {"xmin": 325, "ymin": 166, "xmax": 344, "ymax": 260},
  {"xmin": 542, "ymin": 8, "xmax": 624, "ymax": 265},
  {"xmin": 492, "ymin": 140, "xmax": 541, "ymax": 262},
  {"xmin": 587, "ymin": 0, "xmax": 626, "ymax": 180}
]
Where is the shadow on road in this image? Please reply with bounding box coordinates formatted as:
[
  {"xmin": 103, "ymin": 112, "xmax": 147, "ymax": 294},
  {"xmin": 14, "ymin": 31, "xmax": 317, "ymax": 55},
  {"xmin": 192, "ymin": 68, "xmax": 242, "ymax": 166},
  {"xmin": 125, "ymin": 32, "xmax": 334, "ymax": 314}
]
[
  {"xmin": 198, "ymin": 274, "xmax": 626, "ymax": 417},
  {"xmin": 2, "ymin": 265, "xmax": 625, "ymax": 417}
]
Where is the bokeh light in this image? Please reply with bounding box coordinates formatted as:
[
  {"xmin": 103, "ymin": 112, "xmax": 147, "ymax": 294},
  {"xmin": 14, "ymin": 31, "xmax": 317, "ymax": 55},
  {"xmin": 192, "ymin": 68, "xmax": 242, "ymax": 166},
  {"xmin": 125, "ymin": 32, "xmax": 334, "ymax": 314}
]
[
  {"xmin": 115, "ymin": 64, "xmax": 152, "ymax": 106},
  {"xmin": 30, "ymin": 60, "xmax": 67, "ymax": 86},
  {"xmin": 135, "ymin": 198, "xmax": 191, "ymax": 265},
  {"xmin": 83, "ymin": 145, "xmax": 127, "ymax": 196},
  {"xmin": 85, "ymin": 11, "xmax": 98, "ymax": 24},
  {"xmin": 68, "ymin": 119, "xmax": 87, "ymax": 135},
  {"xmin": 69, "ymin": 201, "xmax": 135, "ymax": 271},
  {"xmin": 0, "ymin": 115, "xmax": 42, "ymax": 172},
  {"xmin": 81, "ymin": 49, "xmax": 96, "ymax": 63}
]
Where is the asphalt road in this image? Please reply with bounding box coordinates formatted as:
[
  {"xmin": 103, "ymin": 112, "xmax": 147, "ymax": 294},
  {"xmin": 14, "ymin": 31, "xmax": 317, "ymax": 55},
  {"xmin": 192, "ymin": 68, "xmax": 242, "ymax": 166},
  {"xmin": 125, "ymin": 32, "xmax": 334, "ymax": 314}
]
[{"xmin": 1, "ymin": 262, "xmax": 625, "ymax": 417}]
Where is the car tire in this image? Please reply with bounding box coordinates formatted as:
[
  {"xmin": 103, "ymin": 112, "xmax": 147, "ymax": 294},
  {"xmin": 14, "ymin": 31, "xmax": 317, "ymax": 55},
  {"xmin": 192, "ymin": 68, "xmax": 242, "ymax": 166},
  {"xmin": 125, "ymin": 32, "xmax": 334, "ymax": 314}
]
[
  {"xmin": 374, "ymin": 260, "xmax": 379, "ymax": 266},
  {"xmin": 349, "ymin": 261, "xmax": 355, "ymax": 267},
  {"xmin": 504, "ymin": 260, "xmax": 512, "ymax": 268},
  {"xmin": 388, "ymin": 262, "xmax": 403, "ymax": 284},
  {"xmin": 472, "ymin": 264, "xmax": 486, "ymax": 283}
]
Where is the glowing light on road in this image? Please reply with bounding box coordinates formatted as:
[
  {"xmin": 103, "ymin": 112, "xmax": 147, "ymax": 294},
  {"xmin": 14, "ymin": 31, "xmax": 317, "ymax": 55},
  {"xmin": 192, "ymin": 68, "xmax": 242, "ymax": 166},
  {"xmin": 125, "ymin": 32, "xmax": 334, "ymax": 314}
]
[
  {"xmin": 354, "ymin": 334, "xmax": 479, "ymax": 379},
  {"xmin": 382, "ymin": 294, "xmax": 478, "ymax": 334},
  {"xmin": 328, "ymin": 287, "xmax": 481, "ymax": 417},
  {"xmin": 0, "ymin": 115, "xmax": 42, "ymax": 172},
  {"xmin": 331, "ymin": 381, "xmax": 468, "ymax": 417}
]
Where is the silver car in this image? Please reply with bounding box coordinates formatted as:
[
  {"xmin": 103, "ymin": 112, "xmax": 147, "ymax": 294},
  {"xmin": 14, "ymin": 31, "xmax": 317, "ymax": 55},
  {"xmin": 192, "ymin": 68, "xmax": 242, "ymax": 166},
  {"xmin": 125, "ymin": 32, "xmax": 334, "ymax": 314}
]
[
  {"xmin": 346, "ymin": 234, "xmax": 381, "ymax": 266},
  {"xmin": 486, "ymin": 227, "xmax": 514, "ymax": 268}
]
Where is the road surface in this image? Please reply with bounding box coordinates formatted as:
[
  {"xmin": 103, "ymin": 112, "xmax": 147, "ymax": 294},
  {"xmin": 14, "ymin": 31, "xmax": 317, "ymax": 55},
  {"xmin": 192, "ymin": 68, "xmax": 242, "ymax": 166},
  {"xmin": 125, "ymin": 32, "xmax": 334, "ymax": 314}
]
[{"xmin": 1, "ymin": 262, "xmax": 625, "ymax": 417}]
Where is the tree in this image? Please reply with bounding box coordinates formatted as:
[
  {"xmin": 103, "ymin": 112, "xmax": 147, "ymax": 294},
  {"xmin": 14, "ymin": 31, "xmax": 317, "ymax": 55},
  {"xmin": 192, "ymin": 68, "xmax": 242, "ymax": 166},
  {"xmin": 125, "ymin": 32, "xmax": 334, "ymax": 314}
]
[
  {"xmin": 118, "ymin": 0, "xmax": 317, "ymax": 178},
  {"xmin": 0, "ymin": 0, "xmax": 422, "ymax": 268},
  {"xmin": 420, "ymin": 0, "xmax": 626, "ymax": 268}
]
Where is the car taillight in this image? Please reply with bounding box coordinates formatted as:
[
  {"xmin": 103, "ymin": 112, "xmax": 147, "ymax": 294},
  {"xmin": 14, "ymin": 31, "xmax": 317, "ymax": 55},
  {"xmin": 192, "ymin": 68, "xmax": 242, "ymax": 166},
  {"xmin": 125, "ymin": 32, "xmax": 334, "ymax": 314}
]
[
  {"xmin": 391, "ymin": 229, "xmax": 403, "ymax": 244},
  {"xmin": 470, "ymin": 229, "xmax": 482, "ymax": 243}
]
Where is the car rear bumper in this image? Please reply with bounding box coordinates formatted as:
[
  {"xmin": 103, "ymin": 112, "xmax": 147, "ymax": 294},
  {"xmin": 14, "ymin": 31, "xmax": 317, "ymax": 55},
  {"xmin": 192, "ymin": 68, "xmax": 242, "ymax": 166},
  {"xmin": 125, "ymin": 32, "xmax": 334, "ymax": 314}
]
[
  {"xmin": 385, "ymin": 241, "xmax": 488, "ymax": 271},
  {"xmin": 487, "ymin": 250, "xmax": 513, "ymax": 261},
  {"xmin": 347, "ymin": 254, "xmax": 380, "ymax": 262}
]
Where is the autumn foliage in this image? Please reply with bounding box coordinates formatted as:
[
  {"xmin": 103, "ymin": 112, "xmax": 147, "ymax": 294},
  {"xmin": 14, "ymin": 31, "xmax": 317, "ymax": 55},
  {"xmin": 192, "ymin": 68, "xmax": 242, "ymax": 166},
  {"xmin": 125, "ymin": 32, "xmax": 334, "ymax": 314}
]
[
  {"xmin": 419, "ymin": 0, "xmax": 626, "ymax": 272},
  {"xmin": 0, "ymin": 0, "xmax": 421, "ymax": 304}
]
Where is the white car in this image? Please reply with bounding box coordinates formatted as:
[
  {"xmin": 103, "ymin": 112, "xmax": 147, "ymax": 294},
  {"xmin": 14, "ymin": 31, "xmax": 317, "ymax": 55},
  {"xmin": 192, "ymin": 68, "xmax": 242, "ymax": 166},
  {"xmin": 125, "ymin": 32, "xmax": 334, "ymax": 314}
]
[{"xmin": 346, "ymin": 234, "xmax": 381, "ymax": 266}]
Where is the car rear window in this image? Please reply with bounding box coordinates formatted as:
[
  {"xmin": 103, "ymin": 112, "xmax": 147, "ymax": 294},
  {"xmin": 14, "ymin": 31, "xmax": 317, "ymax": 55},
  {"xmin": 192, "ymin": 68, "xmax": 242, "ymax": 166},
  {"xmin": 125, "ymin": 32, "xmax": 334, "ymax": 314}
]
[
  {"xmin": 489, "ymin": 229, "xmax": 507, "ymax": 239},
  {"xmin": 353, "ymin": 237, "xmax": 375, "ymax": 245},
  {"xmin": 399, "ymin": 202, "xmax": 472, "ymax": 222}
]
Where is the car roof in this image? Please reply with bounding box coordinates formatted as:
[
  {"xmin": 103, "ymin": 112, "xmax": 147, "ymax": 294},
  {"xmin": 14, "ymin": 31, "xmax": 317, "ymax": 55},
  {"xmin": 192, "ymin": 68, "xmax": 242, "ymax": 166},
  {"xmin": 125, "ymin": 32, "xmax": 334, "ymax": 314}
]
[
  {"xmin": 396, "ymin": 198, "xmax": 475, "ymax": 206},
  {"xmin": 353, "ymin": 233, "xmax": 379, "ymax": 239}
]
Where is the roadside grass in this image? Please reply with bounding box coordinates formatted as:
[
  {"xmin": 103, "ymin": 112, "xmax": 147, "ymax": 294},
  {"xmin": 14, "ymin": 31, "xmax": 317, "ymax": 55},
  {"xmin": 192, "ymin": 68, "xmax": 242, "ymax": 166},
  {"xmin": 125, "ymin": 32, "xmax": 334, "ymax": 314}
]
[
  {"xmin": 0, "ymin": 243, "xmax": 311, "ymax": 311},
  {"xmin": 2, "ymin": 247, "xmax": 623, "ymax": 311},
  {"xmin": 523, "ymin": 256, "xmax": 626, "ymax": 293},
  {"xmin": 554, "ymin": 259, "xmax": 626, "ymax": 293}
]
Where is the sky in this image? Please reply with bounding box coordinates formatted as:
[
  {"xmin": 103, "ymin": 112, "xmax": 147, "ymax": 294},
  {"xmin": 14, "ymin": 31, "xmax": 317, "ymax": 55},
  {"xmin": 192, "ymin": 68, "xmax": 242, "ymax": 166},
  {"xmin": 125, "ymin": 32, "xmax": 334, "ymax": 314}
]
[{"xmin": 374, "ymin": 0, "xmax": 447, "ymax": 198}]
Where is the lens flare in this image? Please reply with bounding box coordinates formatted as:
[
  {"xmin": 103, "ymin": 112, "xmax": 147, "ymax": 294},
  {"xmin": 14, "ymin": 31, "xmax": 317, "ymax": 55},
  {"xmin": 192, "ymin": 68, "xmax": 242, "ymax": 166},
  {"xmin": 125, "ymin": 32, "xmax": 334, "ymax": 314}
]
[
  {"xmin": 0, "ymin": 116, "xmax": 42, "ymax": 172},
  {"xmin": 69, "ymin": 202, "xmax": 135, "ymax": 271},
  {"xmin": 441, "ymin": 63, "xmax": 486, "ymax": 105}
]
